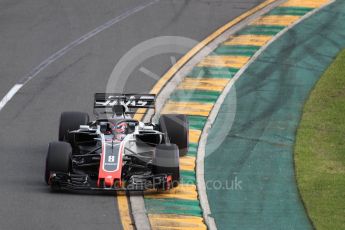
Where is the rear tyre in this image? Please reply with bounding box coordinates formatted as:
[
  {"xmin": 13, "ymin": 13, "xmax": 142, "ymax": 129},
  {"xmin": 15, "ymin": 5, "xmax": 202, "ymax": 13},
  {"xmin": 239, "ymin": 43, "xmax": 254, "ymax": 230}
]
[
  {"xmin": 152, "ymin": 144, "xmax": 180, "ymax": 187},
  {"xmin": 159, "ymin": 114, "xmax": 189, "ymax": 156},
  {"xmin": 44, "ymin": 141, "xmax": 72, "ymax": 185},
  {"xmin": 58, "ymin": 111, "xmax": 89, "ymax": 141}
]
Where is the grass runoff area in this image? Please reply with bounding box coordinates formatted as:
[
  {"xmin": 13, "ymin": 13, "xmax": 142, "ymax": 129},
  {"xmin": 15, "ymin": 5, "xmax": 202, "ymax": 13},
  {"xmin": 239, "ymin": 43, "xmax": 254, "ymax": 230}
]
[{"xmin": 294, "ymin": 49, "xmax": 345, "ymax": 229}]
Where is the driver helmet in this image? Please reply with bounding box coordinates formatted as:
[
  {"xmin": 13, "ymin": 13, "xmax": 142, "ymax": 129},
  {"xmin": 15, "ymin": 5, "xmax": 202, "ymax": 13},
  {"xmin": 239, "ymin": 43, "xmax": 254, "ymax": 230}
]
[{"xmin": 114, "ymin": 122, "xmax": 128, "ymax": 141}]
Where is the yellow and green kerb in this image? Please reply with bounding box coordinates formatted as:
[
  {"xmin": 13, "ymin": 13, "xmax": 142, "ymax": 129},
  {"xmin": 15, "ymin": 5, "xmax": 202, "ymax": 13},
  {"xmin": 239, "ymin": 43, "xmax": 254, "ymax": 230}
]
[{"xmin": 141, "ymin": 0, "xmax": 330, "ymax": 229}]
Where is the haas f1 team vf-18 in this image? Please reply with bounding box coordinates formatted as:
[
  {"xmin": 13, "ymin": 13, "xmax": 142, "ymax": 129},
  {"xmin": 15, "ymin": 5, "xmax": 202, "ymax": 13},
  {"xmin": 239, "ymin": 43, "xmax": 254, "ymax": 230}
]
[{"xmin": 44, "ymin": 93, "xmax": 189, "ymax": 192}]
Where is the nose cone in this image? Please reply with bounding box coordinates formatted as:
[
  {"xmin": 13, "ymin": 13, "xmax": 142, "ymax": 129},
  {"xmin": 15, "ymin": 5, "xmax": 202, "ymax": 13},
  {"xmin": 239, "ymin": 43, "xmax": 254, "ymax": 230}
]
[{"xmin": 104, "ymin": 176, "xmax": 114, "ymax": 187}]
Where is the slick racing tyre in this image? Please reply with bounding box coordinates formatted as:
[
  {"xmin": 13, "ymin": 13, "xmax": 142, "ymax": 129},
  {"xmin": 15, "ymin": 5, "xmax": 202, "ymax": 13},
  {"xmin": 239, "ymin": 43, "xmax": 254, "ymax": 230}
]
[
  {"xmin": 44, "ymin": 141, "xmax": 72, "ymax": 185},
  {"xmin": 58, "ymin": 111, "xmax": 89, "ymax": 141},
  {"xmin": 159, "ymin": 114, "xmax": 189, "ymax": 156},
  {"xmin": 152, "ymin": 144, "xmax": 180, "ymax": 187}
]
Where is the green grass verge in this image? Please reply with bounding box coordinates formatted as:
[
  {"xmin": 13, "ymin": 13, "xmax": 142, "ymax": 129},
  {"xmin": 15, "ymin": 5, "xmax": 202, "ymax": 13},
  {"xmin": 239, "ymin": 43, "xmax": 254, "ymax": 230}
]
[{"xmin": 294, "ymin": 49, "xmax": 345, "ymax": 230}]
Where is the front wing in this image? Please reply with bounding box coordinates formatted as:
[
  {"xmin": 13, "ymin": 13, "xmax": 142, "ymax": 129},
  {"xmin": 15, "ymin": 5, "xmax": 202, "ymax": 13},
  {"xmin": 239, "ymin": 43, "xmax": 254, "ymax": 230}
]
[{"xmin": 48, "ymin": 172, "xmax": 173, "ymax": 192}]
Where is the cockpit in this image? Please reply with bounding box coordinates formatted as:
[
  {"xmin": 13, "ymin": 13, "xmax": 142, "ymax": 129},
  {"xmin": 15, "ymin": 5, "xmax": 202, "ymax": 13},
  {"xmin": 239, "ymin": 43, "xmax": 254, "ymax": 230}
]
[{"xmin": 99, "ymin": 119, "xmax": 139, "ymax": 141}]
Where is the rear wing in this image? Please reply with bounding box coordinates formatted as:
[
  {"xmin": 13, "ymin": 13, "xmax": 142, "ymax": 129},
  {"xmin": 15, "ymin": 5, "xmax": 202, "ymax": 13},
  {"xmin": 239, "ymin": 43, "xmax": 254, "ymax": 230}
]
[{"xmin": 93, "ymin": 93, "xmax": 155, "ymax": 116}]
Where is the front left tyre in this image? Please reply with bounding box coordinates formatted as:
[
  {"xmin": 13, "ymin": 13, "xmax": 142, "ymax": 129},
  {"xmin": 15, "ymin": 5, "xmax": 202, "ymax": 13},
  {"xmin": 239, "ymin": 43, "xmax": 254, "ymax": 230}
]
[
  {"xmin": 152, "ymin": 144, "xmax": 180, "ymax": 188},
  {"xmin": 159, "ymin": 114, "xmax": 189, "ymax": 157},
  {"xmin": 44, "ymin": 141, "xmax": 72, "ymax": 185}
]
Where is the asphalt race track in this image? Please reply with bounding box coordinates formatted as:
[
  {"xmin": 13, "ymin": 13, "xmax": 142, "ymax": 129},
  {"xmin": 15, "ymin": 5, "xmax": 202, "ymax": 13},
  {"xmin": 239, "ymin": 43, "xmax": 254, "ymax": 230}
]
[{"xmin": 0, "ymin": 0, "xmax": 267, "ymax": 229}]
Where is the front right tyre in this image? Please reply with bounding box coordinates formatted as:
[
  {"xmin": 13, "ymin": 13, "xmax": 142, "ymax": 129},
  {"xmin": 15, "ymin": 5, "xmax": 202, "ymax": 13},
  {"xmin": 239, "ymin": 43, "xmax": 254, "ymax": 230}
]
[{"xmin": 44, "ymin": 141, "xmax": 72, "ymax": 185}]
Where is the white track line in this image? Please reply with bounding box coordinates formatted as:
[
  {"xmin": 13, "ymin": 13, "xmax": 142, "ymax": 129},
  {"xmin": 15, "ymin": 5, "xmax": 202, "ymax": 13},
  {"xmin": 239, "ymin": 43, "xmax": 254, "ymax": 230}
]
[
  {"xmin": 0, "ymin": 0, "xmax": 159, "ymax": 112},
  {"xmin": 0, "ymin": 84, "xmax": 23, "ymax": 111}
]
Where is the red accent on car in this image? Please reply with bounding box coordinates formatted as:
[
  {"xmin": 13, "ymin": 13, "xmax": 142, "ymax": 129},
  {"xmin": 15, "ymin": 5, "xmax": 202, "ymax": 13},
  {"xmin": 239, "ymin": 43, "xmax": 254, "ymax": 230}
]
[{"xmin": 166, "ymin": 175, "xmax": 172, "ymax": 190}]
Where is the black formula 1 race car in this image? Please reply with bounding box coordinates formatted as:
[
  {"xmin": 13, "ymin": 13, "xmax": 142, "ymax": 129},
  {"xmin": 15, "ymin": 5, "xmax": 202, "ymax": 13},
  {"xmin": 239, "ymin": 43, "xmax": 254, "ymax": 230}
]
[{"xmin": 44, "ymin": 93, "xmax": 189, "ymax": 192}]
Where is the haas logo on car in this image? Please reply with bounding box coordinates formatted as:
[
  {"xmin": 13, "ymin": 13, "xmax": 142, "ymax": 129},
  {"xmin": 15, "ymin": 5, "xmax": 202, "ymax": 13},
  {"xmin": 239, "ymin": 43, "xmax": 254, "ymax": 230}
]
[{"xmin": 96, "ymin": 96, "xmax": 152, "ymax": 107}]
